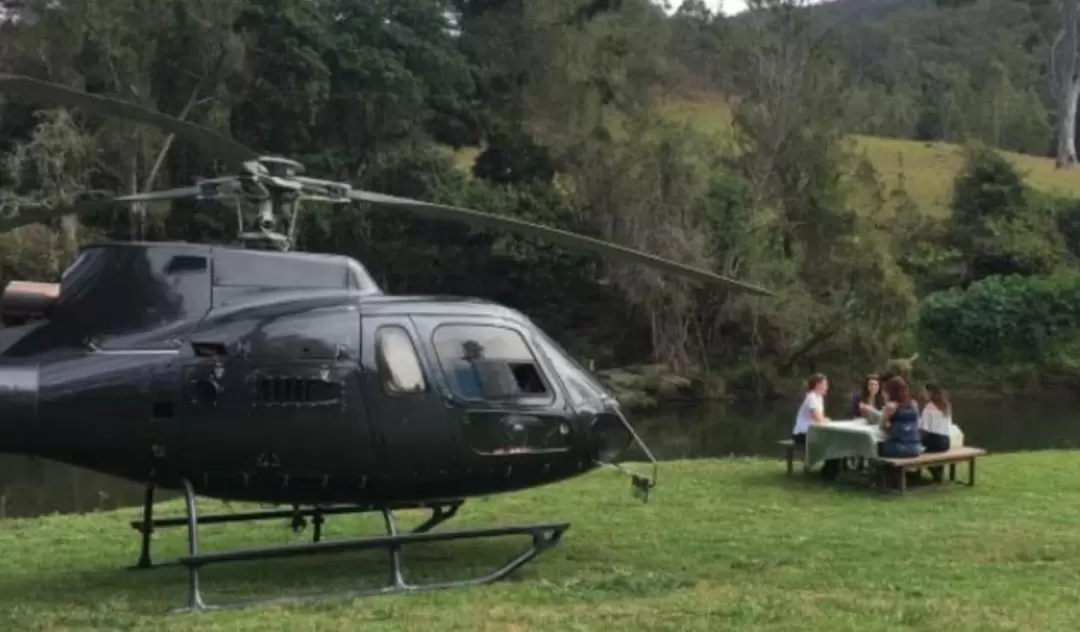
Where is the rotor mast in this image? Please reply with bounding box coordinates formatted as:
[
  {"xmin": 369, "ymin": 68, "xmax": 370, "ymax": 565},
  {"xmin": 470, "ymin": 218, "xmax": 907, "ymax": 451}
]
[{"xmin": 239, "ymin": 156, "xmax": 306, "ymax": 252}]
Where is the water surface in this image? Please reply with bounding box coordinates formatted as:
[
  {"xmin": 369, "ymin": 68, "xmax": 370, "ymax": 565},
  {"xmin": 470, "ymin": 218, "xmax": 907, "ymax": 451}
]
[{"xmin": 1, "ymin": 393, "xmax": 1077, "ymax": 519}]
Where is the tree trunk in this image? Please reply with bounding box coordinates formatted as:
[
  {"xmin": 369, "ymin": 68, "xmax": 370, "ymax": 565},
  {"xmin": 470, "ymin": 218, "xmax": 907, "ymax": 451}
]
[
  {"xmin": 1055, "ymin": 0, "xmax": 1080, "ymax": 168},
  {"xmin": 1060, "ymin": 80, "xmax": 1080, "ymax": 168}
]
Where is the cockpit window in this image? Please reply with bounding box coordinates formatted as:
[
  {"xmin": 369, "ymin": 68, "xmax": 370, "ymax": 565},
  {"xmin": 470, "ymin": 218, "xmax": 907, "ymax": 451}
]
[
  {"xmin": 376, "ymin": 326, "xmax": 427, "ymax": 394},
  {"xmin": 432, "ymin": 324, "xmax": 552, "ymax": 403}
]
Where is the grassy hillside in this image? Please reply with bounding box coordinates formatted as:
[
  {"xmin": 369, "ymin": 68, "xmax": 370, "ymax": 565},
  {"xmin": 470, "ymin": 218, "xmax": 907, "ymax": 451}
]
[
  {"xmin": 663, "ymin": 95, "xmax": 1080, "ymax": 215},
  {"xmin": 1, "ymin": 454, "xmax": 1079, "ymax": 630},
  {"xmin": 455, "ymin": 94, "xmax": 1080, "ymax": 218}
]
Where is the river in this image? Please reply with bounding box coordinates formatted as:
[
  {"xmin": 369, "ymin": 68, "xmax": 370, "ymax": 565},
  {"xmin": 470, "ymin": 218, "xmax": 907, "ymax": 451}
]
[{"xmin": 1, "ymin": 393, "xmax": 1078, "ymax": 519}]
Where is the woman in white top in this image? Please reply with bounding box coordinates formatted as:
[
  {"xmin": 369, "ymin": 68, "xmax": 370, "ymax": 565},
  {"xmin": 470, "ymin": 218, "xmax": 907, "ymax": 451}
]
[
  {"xmin": 918, "ymin": 382, "xmax": 952, "ymax": 483},
  {"xmin": 791, "ymin": 373, "xmax": 830, "ymax": 447}
]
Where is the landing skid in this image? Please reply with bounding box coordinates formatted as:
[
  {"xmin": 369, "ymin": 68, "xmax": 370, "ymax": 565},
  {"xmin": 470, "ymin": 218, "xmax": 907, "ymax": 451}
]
[
  {"xmin": 128, "ymin": 485, "xmax": 465, "ymax": 570},
  {"xmin": 129, "ymin": 481, "xmax": 570, "ymax": 612}
]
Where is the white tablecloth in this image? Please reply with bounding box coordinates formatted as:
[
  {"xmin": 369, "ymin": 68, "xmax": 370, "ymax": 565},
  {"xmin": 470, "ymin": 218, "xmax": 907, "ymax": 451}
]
[{"xmin": 805, "ymin": 418, "xmax": 964, "ymax": 468}]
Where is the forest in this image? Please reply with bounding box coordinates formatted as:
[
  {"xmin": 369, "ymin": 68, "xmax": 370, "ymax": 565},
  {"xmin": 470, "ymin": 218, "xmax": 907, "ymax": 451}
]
[{"xmin": 1, "ymin": 0, "xmax": 1079, "ymax": 402}]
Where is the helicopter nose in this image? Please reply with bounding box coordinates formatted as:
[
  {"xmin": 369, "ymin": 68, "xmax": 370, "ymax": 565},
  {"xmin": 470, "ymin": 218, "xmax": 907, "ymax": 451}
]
[
  {"xmin": 0, "ymin": 364, "xmax": 39, "ymax": 454},
  {"xmin": 587, "ymin": 407, "xmax": 634, "ymax": 464}
]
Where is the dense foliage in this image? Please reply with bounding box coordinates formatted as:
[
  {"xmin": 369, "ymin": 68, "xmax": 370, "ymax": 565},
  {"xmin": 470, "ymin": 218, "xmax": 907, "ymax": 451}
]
[
  {"xmin": 1, "ymin": 0, "xmax": 1080, "ymax": 397},
  {"xmin": 920, "ymin": 274, "xmax": 1080, "ymax": 362}
]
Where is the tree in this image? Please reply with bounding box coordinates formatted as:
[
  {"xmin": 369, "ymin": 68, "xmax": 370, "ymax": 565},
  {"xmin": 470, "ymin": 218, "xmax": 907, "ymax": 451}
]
[
  {"xmin": 1, "ymin": 0, "xmax": 244, "ymax": 239},
  {"xmin": 1050, "ymin": 0, "xmax": 1080, "ymax": 167},
  {"xmin": 725, "ymin": 0, "xmax": 917, "ymax": 374}
]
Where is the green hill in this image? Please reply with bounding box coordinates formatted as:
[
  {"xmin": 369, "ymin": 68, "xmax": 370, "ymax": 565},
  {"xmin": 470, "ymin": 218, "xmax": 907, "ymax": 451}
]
[{"xmin": 455, "ymin": 93, "xmax": 1080, "ymax": 219}]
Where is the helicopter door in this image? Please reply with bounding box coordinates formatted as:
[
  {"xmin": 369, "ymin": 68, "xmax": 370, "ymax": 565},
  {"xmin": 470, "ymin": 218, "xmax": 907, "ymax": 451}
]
[
  {"xmin": 362, "ymin": 318, "xmax": 462, "ymax": 487},
  {"xmin": 420, "ymin": 320, "xmax": 577, "ymax": 460}
]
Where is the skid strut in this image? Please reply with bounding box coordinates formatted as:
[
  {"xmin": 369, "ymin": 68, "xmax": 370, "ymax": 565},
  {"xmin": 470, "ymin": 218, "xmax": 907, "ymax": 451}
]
[
  {"xmin": 137, "ymin": 480, "xmax": 569, "ymax": 612},
  {"xmin": 129, "ymin": 484, "xmax": 463, "ymax": 570}
]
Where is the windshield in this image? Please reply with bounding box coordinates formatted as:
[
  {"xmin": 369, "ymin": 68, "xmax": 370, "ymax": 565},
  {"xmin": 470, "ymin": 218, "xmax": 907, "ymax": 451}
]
[{"xmin": 532, "ymin": 328, "xmax": 614, "ymax": 407}]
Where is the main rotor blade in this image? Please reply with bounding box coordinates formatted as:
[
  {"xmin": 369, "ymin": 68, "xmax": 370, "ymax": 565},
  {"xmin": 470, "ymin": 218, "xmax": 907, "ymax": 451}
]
[
  {"xmin": 114, "ymin": 186, "xmax": 200, "ymax": 203},
  {"xmin": 0, "ymin": 74, "xmax": 259, "ymax": 170},
  {"xmin": 349, "ymin": 190, "xmax": 774, "ymax": 296},
  {"xmin": 0, "ymin": 203, "xmax": 79, "ymax": 233},
  {"xmin": 0, "ymin": 191, "xmax": 118, "ymax": 233}
]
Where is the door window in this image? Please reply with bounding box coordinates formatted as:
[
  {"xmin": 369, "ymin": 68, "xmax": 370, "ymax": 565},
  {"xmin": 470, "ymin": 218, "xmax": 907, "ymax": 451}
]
[
  {"xmin": 431, "ymin": 324, "xmax": 552, "ymax": 403},
  {"xmin": 375, "ymin": 326, "xmax": 426, "ymax": 394}
]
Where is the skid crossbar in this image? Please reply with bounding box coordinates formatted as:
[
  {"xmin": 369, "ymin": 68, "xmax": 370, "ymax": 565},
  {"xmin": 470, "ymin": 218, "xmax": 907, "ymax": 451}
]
[
  {"xmin": 128, "ymin": 483, "xmax": 463, "ymax": 570},
  {"xmin": 164, "ymin": 479, "xmax": 568, "ymax": 612}
]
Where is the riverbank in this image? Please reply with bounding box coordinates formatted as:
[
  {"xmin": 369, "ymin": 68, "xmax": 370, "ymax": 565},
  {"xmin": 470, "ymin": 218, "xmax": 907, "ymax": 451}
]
[{"xmin": 1, "ymin": 453, "xmax": 1078, "ymax": 630}]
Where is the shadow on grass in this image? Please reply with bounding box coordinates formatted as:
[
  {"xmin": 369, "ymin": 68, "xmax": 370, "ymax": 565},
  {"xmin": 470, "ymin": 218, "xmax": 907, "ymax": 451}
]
[
  {"xmin": 0, "ymin": 530, "xmax": 558, "ymax": 615},
  {"xmin": 736, "ymin": 466, "xmax": 911, "ymax": 500}
]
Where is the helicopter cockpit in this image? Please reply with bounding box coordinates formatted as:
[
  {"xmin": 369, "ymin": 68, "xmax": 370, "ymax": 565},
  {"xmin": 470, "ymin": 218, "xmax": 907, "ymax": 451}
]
[{"xmin": 401, "ymin": 313, "xmax": 639, "ymax": 468}]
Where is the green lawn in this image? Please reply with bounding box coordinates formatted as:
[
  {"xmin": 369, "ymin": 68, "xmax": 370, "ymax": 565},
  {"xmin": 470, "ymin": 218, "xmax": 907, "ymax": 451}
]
[{"xmin": 1, "ymin": 453, "xmax": 1078, "ymax": 630}]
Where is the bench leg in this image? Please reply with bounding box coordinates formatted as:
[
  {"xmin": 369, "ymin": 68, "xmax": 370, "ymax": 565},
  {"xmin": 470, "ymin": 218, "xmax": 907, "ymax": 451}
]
[
  {"xmin": 899, "ymin": 468, "xmax": 907, "ymax": 496},
  {"xmin": 785, "ymin": 447, "xmax": 793, "ymax": 477},
  {"xmin": 949, "ymin": 463, "xmax": 956, "ymax": 482},
  {"xmin": 969, "ymin": 458, "xmax": 976, "ymax": 487},
  {"xmin": 874, "ymin": 464, "xmax": 888, "ymax": 492}
]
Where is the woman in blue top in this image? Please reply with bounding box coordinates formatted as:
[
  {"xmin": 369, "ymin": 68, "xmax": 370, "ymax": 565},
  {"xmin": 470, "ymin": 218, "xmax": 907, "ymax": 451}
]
[{"xmin": 877, "ymin": 376, "xmax": 922, "ymax": 458}]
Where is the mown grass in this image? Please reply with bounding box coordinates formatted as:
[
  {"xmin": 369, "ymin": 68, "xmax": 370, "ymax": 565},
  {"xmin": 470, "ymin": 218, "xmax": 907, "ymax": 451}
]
[
  {"xmin": 452, "ymin": 93, "xmax": 1080, "ymax": 217},
  {"xmin": 1, "ymin": 452, "xmax": 1079, "ymax": 630}
]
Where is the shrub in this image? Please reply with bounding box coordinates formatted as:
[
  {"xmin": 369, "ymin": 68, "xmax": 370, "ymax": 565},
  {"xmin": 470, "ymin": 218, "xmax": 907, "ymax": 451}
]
[
  {"xmin": 949, "ymin": 145, "xmax": 1066, "ymax": 282},
  {"xmin": 918, "ymin": 273, "xmax": 1080, "ymax": 362}
]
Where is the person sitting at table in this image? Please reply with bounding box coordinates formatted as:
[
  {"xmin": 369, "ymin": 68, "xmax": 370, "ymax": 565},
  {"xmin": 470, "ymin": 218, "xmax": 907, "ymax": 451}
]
[
  {"xmin": 918, "ymin": 382, "xmax": 952, "ymax": 483},
  {"xmin": 876, "ymin": 376, "xmax": 923, "ymax": 487},
  {"xmin": 791, "ymin": 373, "xmax": 830, "ymax": 446},
  {"xmin": 878, "ymin": 375, "xmax": 922, "ymax": 458},
  {"xmin": 791, "ymin": 373, "xmax": 842, "ymax": 480},
  {"xmin": 849, "ymin": 373, "xmax": 885, "ymax": 420}
]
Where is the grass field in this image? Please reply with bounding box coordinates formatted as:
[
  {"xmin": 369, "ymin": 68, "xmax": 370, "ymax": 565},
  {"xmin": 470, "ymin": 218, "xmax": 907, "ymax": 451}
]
[
  {"xmin": 2, "ymin": 453, "xmax": 1079, "ymax": 630},
  {"xmin": 453, "ymin": 94, "xmax": 1080, "ymax": 217}
]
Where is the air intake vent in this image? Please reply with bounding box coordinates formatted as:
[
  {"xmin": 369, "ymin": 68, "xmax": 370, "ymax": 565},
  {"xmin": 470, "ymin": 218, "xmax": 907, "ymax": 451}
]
[{"xmin": 254, "ymin": 376, "xmax": 342, "ymax": 406}]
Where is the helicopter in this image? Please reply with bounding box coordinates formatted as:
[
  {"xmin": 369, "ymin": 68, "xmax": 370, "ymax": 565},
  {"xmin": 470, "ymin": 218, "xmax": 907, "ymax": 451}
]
[{"xmin": 0, "ymin": 74, "xmax": 774, "ymax": 613}]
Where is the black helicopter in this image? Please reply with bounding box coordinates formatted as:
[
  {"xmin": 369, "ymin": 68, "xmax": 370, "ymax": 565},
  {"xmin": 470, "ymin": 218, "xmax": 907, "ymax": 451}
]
[{"xmin": 0, "ymin": 74, "xmax": 773, "ymax": 612}]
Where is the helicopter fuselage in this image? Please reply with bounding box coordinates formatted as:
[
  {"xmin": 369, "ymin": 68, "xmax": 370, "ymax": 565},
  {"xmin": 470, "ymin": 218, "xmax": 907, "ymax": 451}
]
[{"xmin": 0, "ymin": 242, "xmax": 632, "ymax": 506}]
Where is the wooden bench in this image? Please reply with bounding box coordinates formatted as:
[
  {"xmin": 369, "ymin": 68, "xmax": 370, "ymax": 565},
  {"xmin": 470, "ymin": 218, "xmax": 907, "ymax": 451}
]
[
  {"xmin": 778, "ymin": 439, "xmax": 802, "ymax": 476},
  {"xmin": 870, "ymin": 446, "xmax": 987, "ymax": 495},
  {"xmin": 779, "ymin": 439, "xmax": 863, "ymax": 480}
]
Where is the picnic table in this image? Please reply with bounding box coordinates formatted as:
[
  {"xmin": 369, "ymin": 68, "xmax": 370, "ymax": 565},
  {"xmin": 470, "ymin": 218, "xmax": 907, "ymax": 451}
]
[{"xmin": 805, "ymin": 418, "xmax": 965, "ymax": 470}]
